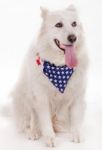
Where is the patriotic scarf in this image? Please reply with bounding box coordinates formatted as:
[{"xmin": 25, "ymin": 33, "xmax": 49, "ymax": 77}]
[{"xmin": 36, "ymin": 54, "xmax": 74, "ymax": 93}]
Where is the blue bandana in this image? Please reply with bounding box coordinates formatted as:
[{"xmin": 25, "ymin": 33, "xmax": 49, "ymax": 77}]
[{"xmin": 43, "ymin": 61, "xmax": 74, "ymax": 93}]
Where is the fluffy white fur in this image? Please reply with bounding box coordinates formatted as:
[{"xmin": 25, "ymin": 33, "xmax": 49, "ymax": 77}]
[{"xmin": 12, "ymin": 5, "xmax": 89, "ymax": 147}]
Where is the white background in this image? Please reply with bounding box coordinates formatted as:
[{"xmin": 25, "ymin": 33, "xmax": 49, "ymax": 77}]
[{"xmin": 0, "ymin": 0, "xmax": 102, "ymax": 150}]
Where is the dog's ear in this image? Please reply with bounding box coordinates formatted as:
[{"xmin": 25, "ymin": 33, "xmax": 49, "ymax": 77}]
[
  {"xmin": 66, "ymin": 4, "xmax": 77, "ymax": 12},
  {"xmin": 40, "ymin": 6, "xmax": 48, "ymax": 19}
]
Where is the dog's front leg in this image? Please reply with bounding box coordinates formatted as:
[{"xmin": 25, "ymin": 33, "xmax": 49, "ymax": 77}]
[
  {"xmin": 69, "ymin": 99, "xmax": 86, "ymax": 143},
  {"xmin": 34, "ymin": 94, "xmax": 56, "ymax": 147}
]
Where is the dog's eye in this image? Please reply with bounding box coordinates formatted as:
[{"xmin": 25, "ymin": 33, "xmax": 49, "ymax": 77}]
[
  {"xmin": 55, "ymin": 22, "xmax": 63, "ymax": 28},
  {"xmin": 72, "ymin": 21, "xmax": 77, "ymax": 27}
]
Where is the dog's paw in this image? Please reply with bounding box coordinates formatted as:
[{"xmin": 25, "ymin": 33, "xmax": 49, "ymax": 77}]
[
  {"xmin": 45, "ymin": 136, "xmax": 56, "ymax": 147},
  {"xmin": 28, "ymin": 132, "xmax": 40, "ymax": 140},
  {"xmin": 70, "ymin": 130, "xmax": 81, "ymax": 143},
  {"xmin": 25, "ymin": 129, "xmax": 40, "ymax": 140}
]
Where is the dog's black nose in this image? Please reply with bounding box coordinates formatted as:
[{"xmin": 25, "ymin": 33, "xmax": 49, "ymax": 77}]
[{"xmin": 68, "ymin": 34, "xmax": 77, "ymax": 43}]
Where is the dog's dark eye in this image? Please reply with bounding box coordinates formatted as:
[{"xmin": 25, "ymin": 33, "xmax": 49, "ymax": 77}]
[
  {"xmin": 55, "ymin": 22, "xmax": 63, "ymax": 28},
  {"xmin": 72, "ymin": 21, "xmax": 77, "ymax": 27}
]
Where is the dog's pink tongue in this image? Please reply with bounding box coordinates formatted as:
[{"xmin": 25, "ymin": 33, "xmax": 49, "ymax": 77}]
[{"xmin": 60, "ymin": 44, "xmax": 77, "ymax": 68}]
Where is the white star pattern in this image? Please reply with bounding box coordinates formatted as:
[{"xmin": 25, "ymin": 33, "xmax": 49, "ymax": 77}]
[
  {"xmin": 58, "ymin": 76, "xmax": 61, "ymax": 79},
  {"xmin": 64, "ymin": 84, "xmax": 67, "ymax": 87},
  {"xmin": 45, "ymin": 72, "xmax": 48, "ymax": 76},
  {"xmin": 50, "ymin": 78, "xmax": 53, "ymax": 81},
  {"xmin": 54, "ymin": 75, "xmax": 57, "ymax": 78},
  {"xmin": 63, "ymin": 80, "xmax": 66, "ymax": 83},
  {"xmin": 59, "ymin": 84, "xmax": 63, "ymax": 87},
  {"xmin": 57, "ymin": 71, "xmax": 60, "ymax": 75},
  {"xmin": 61, "ymin": 67, "xmax": 64, "ymax": 70},
  {"xmin": 59, "ymin": 80, "xmax": 62, "ymax": 83},
  {"xmin": 62, "ymin": 76, "xmax": 66, "ymax": 79},
  {"xmin": 61, "ymin": 71, "xmax": 64, "ymax": 75},
  {"xmin": 51, "ymin": 66, "xmax": 55, "ymax": 69},
  {"xmin": 66, "ymin": 71, "xmax": 69, "ymax": 74},
  {"xmin": 47, "ymin": 65, "xmax": 50, "ymax": 69},
  {"xmin": 50, "ymin": 74, "xmax": 53, "ymax": 77},
  {"xmin": 43, "ymin": 61, "xmax": 74, "ymax": 93},
  {"xmin": 48, "ymin": 70, "xmax": 51, "ymax": 73},
  {"xmin": 70, "ymin": 70, "xmax": 72, "ymax": 74},
  {"xmin": 54, "ymin": 79, "xmax": 57, "ymax": 83},
  {"xmin": 55, "ymin": 84, "xmax": 58, "ymax": 87},
  {"xmin": 67, "ymin": 75, "xmax": 69, "ymax": 79},
  {"xmin": 60, "ymin": 88, "xmax": 64, "ymax": 92}
]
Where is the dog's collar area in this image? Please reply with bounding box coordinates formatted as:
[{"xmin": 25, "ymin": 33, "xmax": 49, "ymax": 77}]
[
  {"xmin": 36, "ymin": 53, "xmax": 42, "ymax": 65},
  {"xmin": 35, "ymin": 53, "xmax": 74, "ymax": 93}
]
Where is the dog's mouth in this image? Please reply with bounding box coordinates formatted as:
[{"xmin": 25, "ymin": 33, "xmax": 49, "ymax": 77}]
[
  {"xmin": 54, "ymin": 39, "xmax": 78, "ymax": 68},
  {"xmin": 54, "ymin": 39, "xmax": 66, "ymax": 53},
  {"xmin": 54, "ymin": 39, "xmax": 73, "ymax": 53}
]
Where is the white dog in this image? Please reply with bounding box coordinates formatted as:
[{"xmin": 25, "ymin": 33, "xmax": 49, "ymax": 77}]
[{"xmin": 12, "ymin": 5, "xmax": 88, "ymax": 147}]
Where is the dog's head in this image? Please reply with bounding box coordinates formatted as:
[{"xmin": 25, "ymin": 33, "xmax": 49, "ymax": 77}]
[{"xmin": 38, "ymin": 5, "xmax": 84, "ymax": 68}]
